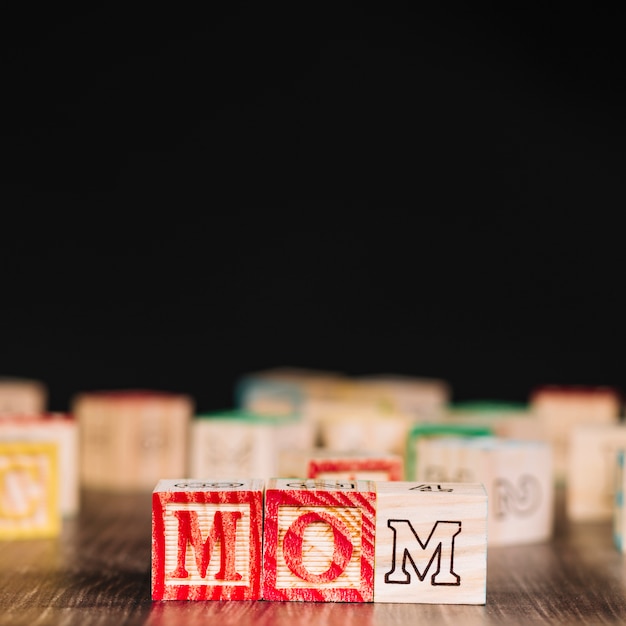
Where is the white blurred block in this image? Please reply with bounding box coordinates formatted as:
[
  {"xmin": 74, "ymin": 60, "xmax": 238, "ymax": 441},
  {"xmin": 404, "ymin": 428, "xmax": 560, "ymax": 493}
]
[
  {"xmin": 445, "ymin": 401, "xmax": 542, "ymax": 440},
  {"xmin": 189, "ymin": 410, "xmax": 316, "ymax": 481},
  {"xmin": 0, "ymin": 378, "xmax": 47, "ymax": 417},
  {"xmin": 73, "ymin": 390, "xmax": 193, "ymax": 491},
  {"xmin": 415, "ymin": 436, "xmax": 554, "ymax": 546},
  {"xmin": 311, "ymin": 398, "xmax": 412, "ymax": 456},
  {"xmin": 567, "ymin": 423, "xmax": 626, "ymax": 521},
  {"xmin": 0, "ymin": 413, "xmax": 78, "ymax": 516},
  {"xmin": 356, "ymin": 374, "xmax": 450, "ymax": 420},
  {"xmin": 237, "ymin": 367, "xmax": 347, "ymax": 412},
  {"xmin": 530, "ymin": 385, "xmax": 620, "ymax": 483}
]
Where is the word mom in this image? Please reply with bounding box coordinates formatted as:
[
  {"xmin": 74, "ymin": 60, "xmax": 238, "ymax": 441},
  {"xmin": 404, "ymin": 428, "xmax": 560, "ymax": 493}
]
[{"xmin": 152, "ymin": 478, "xmax": 488, "ymax": 604}]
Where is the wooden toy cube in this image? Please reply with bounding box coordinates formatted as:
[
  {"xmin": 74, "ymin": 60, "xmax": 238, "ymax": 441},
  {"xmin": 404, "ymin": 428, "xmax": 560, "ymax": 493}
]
[
  {"xmin": 0, "ymin": 413, "xmax": 78, "ymax": 516},
  {"xmin": 374, "ymin": 481, "xmax": 487, "ymax": 604},
  {"xmin": 313, "ymin": 398, "xmax": 412, "ymax": 456},
  {"xmin": 355, "ymin": 374, "xmax": 451, "ymax": 420},
  {"xmin": 189, "ymin": 410, "xmax": 316, "ymax": 481},
  {"xmin": 73, "ymin": 390, "xmax": 193, "ymax": 491},
  {"xmin": 415, "ymin": 436, "xmax": 554, "ymax": 545},
  {"xmin": 530, "ymin": 385, "xmax": 620, "ymax": 483},
  {"xmin": 446, "ymin": 401, "xmax": 542, "ymax": 440},
  {"xmin": 237, "ymin": 367, "xmax": 347, "ymax": 414},
  {"xmin": 263, "ymin": 478, "xmax": 376, "ymax": 602},
  {"xmin": 614, "ymin": 450, "xmax": 626, "ymax": 552},
  {"xmin": 0, "ymin": 440, "xmax": 59, "ymax": 539},
  {"xmin": 152, "ymin": 479, "xmax": 264, "ymax": 600},
  {"xmin": 307, "ymin": 450, "xmax": 404, "ymax": 481},
  {"xmin": 405, "ymin": 423, "xmax": 493, "ymax": 482},
  {"xmin": 567, "ymin": 423, "xmax": 626, "ymax": 521},
  {"xmin": 0, "ymin": 377, "xmax": 47, "ymax": 417}
]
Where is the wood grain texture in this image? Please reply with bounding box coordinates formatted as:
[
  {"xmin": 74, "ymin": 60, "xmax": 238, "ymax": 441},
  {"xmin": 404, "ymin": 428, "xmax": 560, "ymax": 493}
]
[
  {"xmin": 374, "ymin": 482, "xmax": 487, "ymax": 604},
  {"xmin": 2, "ymin": 487, "xmax": 626, "ymax": 624},
  {"xmin": 262, "ymin": 478, "xmax": 376, "ymax": 602}
]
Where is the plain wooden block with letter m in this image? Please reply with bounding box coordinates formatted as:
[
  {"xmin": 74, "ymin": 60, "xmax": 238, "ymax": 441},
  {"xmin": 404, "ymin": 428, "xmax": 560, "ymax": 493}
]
[
  {"xmin": 151, "ymin": 479, "xmax": 264, "ymax": 600},
  {"xmin": 374, "ymin": 481, "xmax": 487, "ymax": 604}
]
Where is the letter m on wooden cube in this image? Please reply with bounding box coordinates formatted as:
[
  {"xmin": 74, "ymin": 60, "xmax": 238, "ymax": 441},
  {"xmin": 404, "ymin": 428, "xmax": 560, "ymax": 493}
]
[
  {"xmin": 374, "ymin": 481, "xmax": 487, "ymax": 604},
  {"xmin": 151, "ymin": 479, "xmax": 264, "ymax": 600},
  {"xmin": 263, "ymin": 478, "xmax": 376, "ymax": 602}
]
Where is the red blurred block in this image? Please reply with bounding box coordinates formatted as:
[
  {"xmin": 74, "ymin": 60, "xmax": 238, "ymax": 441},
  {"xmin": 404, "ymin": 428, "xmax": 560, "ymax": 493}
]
[
  {"xmin": 152, "ymin": 479, "xmax": 264, "ymax": 601},
  {"xmin": 307, "ymin": 450, "xmax": 404, "ymax": 481},
  {"xmin": 262, "ymin": 478, "xmax": 376, "ymax": 602}
]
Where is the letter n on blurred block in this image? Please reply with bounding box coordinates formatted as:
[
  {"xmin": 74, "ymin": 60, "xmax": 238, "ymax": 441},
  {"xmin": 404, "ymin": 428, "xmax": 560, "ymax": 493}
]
[
  {"xmin": 151, "ymin": 479, "xmax": 264, "ymax": 600},
  {"xmin": 263, "ymin": 478, "xmax": 376, "ymax": 602},
  {"xmin": 0, "ymin": 441, "xmax": 59, "ymax": 539}
]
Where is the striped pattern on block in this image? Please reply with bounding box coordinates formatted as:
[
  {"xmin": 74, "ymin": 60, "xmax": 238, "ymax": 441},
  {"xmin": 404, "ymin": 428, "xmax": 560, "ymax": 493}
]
[
  {"xmin": 263, "ymin": 478, "xmax": 376, "ymax": 602},
  {"xmin": 152, "ymin": 479, "xmax": 264, "ymax": 600}
]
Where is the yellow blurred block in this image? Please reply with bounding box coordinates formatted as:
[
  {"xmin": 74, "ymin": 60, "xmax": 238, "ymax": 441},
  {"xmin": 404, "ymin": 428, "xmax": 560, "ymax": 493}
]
[{"xmin": 0, "ymin": 441, "xmax": 59, "ymax": 539}]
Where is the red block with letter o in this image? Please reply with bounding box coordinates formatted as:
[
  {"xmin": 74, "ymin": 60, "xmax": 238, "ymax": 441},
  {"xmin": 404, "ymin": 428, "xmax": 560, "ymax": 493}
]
[
  {"xmin": 262, "ymin": 478, "xmax": 376, "ymax": 602},
  {"xmin": 151, "ymin": 479, "xmax": 264, "ymax": 600}
]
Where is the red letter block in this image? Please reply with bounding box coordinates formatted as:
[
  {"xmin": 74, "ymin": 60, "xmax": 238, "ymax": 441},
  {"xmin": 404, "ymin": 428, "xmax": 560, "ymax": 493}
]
[
  {"xmin": 152, "ymin": 479, "xmax": 264, "ymax": 601},
  {"xmin": 263, "ymin": 478, "xmax": 376, "ymax": 602}
]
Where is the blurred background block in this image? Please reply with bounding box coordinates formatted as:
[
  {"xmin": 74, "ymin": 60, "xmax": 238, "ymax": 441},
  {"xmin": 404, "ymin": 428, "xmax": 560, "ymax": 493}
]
[
  {"xmin": 73, "ymin": 390, "xmax": 193, "ymax": 491},
  {"xmin": 414, "ymin": 436, "xmax": 553, "ymax": 546},
  {"xmin": 0, "ymin": 440, "xmax": 59, "ymax": 539},
  {"xmin": 0, "ymin": 378, "xmax": 47, "ymax": 417},
  {"xmin": 0, "ymin": 413, "xmax": 78, "ymax": 516}
]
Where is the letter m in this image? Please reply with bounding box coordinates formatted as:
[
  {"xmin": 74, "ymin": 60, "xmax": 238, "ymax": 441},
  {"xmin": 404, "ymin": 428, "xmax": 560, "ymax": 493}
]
[
  {"xmin": 169, "ymin": 510, "xmax": 243, "ymax": 581},
  {"xmin": 384, "ymin": 520, "xmax": 461, "ymax": 586}
]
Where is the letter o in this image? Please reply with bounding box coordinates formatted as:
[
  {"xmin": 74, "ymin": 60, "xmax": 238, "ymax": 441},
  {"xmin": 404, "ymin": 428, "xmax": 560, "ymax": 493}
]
[{"xmin": 283, "ymin": 511, "xmax": 354, "ymax": 583}]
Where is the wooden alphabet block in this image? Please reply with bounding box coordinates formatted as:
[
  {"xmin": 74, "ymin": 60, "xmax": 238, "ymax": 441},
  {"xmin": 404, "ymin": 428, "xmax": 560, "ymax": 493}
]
[
  {"xmin": 405, "ymin": 423, "xmax": 493, "ymax": 483},
  {"xmin": 355, "ymin": 374, "xmax": 451, "ymax": 420},
  {"xmin": 374, "ymin": 481, "xmax": 487, "ymax": 604},
  {"xmin": 0, "ymin": 441, "xmax": 59, "ymax": 539},
  {"xmin": 152, "ymin": 479, "xmax": 264, "ymax": 600},
  {"xmin": 237, "ymin": 367, "xmax": 347, "ymax": 416},
  {"xmin": 614, "ymin": 450, "xmax": 626, "ymax": 552},
  {"xmin": 530, "ymin": 385, "xmax": 620, "ymax": 483},
  {"xmin": 446, "ymin": 401, "xmax": 542, "ymax": 440},
  {"xmin": 307, "ymin": 450, "xmax": 404, "ymax": 481},
  {"xmin": 0, "ymin": 413, "xmax": 78, "ymax": 516},
  {"xmin": 262, "ymin": 478, "xmax": 376, "ymax": 602},
  {"xmin": 73, "ymin": 390, "xmax": 193, "ymax": 491},
  {"xmin": 189, "ymin": 410, "xmax": 316, "ymax": 481},
  {"xmin": 0, "ymin": 377, "xmax": 47, "ymax": 417},
  {"xmin": 313, "ymin": 398, "xmax": 412, "ymax": 456},
  {"xmin": 415, "ymin": 436, "xmax": 553, "ymax": 545},
  {"xmin": 567, "ymin": 423, "xmax": 626, "ymax": 521}
]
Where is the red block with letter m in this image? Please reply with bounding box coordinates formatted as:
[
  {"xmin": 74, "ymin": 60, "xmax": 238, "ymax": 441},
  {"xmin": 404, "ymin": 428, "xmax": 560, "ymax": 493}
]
[
  {"xmin": 151, "ymin": 479, "xmax": 264, "ymax": 600},
  {"xmin": 263, "ymin": 478, "xmax": 376, "ymax": 602}
]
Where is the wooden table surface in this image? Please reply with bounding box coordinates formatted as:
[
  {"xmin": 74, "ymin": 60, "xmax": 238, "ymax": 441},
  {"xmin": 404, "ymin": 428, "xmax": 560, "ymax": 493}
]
[{"xmin": 1, "ymin": 487, "xmax": 626, "ymax": 626}]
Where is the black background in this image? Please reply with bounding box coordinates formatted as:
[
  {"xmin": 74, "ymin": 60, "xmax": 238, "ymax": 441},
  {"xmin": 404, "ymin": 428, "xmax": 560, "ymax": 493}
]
[{"xmin": 1, "ymin": 5, "xmax": 625, "ymax": 413}]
